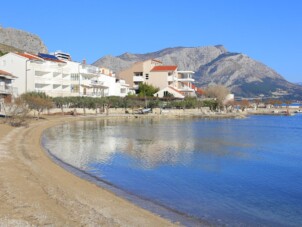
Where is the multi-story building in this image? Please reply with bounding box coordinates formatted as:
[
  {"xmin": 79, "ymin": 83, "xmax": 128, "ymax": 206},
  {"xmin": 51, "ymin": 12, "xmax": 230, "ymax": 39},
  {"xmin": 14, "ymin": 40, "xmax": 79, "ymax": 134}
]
[
  {"xmin": 52, "ymin": 51, "xmax": 72, "ymax": 61},
  {"xmin": 0, "ymin": 69, "xmax": 17, "ymax": 113},
  {"xmin": 0, "ymin": 69, "xmax": 17, "ymax": 100},
  {"xmin": 0, "ymin": 69, "xmax": 16, "ymax": 94},
  {"xmin": 0, "ymin": 52, "xmax": 131, "ymax": 97},
  {"xmin": 118, "ymin": 59, "xmax": 195, "ymax": 98}
]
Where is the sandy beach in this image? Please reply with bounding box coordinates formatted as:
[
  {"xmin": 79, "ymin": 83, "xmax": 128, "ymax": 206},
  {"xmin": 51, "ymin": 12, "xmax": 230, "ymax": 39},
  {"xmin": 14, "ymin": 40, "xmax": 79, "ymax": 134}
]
[{"xmin": 0, "ymin": 115, "xmax": 177, "ymax": 226}]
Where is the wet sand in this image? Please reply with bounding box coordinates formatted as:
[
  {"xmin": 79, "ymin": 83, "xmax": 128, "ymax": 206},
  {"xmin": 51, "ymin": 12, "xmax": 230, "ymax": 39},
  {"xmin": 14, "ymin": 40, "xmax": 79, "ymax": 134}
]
[{"xmin": 0, "ymin": 116, "xmax": 178, "ymax": 226}]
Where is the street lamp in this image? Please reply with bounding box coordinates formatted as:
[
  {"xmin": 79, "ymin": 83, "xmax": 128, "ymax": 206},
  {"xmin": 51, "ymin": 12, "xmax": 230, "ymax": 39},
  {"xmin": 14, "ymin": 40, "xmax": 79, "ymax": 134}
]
[{"xmin": 25, "ymin": 59, "xmax": 30, "ymax": 93}]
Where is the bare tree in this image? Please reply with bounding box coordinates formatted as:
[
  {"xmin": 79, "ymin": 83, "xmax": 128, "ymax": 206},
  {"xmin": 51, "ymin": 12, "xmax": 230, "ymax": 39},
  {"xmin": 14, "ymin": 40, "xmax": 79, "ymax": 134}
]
[
  {"xmin": 204, "ymin": 85, "xmax": 230, "ymax": 110},
  {"xmin": 4, "ymin": 97, "xmax": 30, "ymax": 127},
  {"xmin": 238, "ymin": 100, "xmax": 250, "ymax": 111}
]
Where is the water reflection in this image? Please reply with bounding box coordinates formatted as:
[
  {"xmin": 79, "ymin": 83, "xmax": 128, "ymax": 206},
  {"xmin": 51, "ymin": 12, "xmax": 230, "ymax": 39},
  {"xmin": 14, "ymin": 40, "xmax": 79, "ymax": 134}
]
[
  {"xmin": 44, "ymin": 118, "xmax": 253, "ymax": 171},
  {"xmin": 43, "ymin": 116, "xmax": 302, "ymax": 226}
]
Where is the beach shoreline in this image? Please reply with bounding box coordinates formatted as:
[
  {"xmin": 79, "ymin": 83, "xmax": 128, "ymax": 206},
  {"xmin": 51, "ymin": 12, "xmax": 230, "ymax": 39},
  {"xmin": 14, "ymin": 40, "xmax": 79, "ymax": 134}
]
[
  {"xmin": 0, "ymin": 115, "xmax": 180, "ymax": 226},
  {"xmin": 0, "ymin": 110, "xmax": 293, "ymax": 226}
]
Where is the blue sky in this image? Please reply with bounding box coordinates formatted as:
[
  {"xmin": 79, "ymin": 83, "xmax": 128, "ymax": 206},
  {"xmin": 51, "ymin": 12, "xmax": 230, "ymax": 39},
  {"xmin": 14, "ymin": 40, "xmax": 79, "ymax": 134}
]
[{"xmin": 1, "ymin": 0, "xmax": 301, "ymax": 82}]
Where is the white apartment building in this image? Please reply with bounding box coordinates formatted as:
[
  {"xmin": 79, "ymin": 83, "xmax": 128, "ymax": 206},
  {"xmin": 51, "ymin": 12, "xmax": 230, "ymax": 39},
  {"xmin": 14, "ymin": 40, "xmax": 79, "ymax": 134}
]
[
  {"xmin": 0, "ymin": 52, "xmax": 131, "ymax": 97},
  {"xmin": 118, "ymin": 59, "xmax": 196, "ymax": 98}
]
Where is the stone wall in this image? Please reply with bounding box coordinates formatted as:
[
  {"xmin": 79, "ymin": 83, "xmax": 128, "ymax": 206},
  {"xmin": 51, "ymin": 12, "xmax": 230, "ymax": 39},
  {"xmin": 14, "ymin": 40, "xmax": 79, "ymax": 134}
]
[{"xmin": 41, "ymin": 107, "xmax": 211, "ymax": 116}]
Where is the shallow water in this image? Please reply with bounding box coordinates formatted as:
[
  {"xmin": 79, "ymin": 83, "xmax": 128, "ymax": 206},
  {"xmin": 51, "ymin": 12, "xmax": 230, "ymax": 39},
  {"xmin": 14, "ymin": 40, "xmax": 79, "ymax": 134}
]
[{"xmin": 43, "ymin": 115, "xmax": 302, "ymax": 226}]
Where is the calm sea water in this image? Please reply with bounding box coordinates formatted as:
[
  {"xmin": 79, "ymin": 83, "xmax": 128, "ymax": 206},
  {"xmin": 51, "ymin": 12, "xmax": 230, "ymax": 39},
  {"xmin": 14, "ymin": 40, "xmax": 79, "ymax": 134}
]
[{"xmin": 43, "ymin": 115, "xmax": 302, "ymax": 226}]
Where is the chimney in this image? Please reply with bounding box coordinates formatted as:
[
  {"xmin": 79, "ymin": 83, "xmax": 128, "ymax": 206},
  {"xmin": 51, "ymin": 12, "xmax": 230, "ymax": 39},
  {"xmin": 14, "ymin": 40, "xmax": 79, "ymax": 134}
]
[{"xmin": 82, "ymin": 59, "xmax": 86, "ymax": 65}]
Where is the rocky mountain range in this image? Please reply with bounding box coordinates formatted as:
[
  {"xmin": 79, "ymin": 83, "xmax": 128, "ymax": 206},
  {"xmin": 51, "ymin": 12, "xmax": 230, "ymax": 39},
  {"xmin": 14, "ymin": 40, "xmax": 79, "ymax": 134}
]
[
  {"xmin": 1, "ymin": 25, "xmax": 300, "ymax": 99},
  {"xmin": 0, "ymin": 26, "xmax": 48, "ymax": 54},
  {"xmin": 93, "ymin": 46, "xmax": 302, "ymax": 99}
]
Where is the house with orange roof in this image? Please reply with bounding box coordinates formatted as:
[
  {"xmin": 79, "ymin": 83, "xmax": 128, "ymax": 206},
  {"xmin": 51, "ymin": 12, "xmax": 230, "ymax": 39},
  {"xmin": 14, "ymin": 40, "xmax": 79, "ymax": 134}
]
[
  {"xmin": 0, "ymin": 70, "xmax": 17, "ymax": 113},
  {"xmin": 0, "ymin": 69, "xmax": 17, "ymax": 99},
  {"xmin": 118, "ymin": 59, "xmax": 196, "ymax": 98}
]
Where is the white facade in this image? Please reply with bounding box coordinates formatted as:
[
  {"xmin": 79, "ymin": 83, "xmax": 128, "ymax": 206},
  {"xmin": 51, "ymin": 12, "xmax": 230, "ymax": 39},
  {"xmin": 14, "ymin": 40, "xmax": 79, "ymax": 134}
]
[
  {"xmin": 154, "ymin": 86, "xmax": 185, "ymax": 99},
  {"xmin": 32, "ymin": 58, "xmax": 70, "ymax": 96},
  {"xmin": 0, "ymin": 53, "xmax": 30, "ymax": 95},
  {"xmin": 0, "ymin": 70, "xmax": 17, "ymax": 97},
  {"xmin": 0, "ymin": 52, "xmax": 131, "ymax": 97}
]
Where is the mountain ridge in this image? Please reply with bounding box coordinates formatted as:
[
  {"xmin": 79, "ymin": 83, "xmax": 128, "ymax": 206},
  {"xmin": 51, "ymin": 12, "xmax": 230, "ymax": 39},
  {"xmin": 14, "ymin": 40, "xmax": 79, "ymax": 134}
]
[
  {"xmin": 0, "ymin": 26, "xmax": 48, "ymax": 54},
  {"xmin": 93, "ymin": 46, "xmax": 302, "ymax": 99}
]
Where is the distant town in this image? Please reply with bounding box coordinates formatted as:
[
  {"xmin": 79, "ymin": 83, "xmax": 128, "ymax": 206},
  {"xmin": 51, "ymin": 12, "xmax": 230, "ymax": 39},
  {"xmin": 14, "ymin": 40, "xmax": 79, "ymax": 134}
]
[
  {"xmin": 0, "ymin": 50, "xmax": 204, "ymax": 98},
  {"xmin": 0, "ymin": 50, "xmax": 301, "ymax": 123}
]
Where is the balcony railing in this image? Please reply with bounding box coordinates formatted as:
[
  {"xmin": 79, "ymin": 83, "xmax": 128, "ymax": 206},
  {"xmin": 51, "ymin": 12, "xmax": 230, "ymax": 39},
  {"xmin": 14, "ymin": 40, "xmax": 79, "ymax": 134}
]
[
  {"xmin": 178, "ymin": 86, "xmax": 195, "ymax": 92},
  {"xmin": 168, "ymin": 75, "xmax": 178, "ymax": 82},
  {"xmin": 177, "ymin": 71, "xmax": 195, "ymax": 82},
  {"xmin": 91, "ymin": 80, "xmax": 105, "ymax": 86},
  {"xmin": 34, "ymin": 76, "xmax": 54, "ymax": 85},
  {"xmin": 177, "ymin": 78, "xmax": 195, "ymax": 82},
  {"xmin": 133, "ymin": 76, "xmax": 145, "ymax": 82}
]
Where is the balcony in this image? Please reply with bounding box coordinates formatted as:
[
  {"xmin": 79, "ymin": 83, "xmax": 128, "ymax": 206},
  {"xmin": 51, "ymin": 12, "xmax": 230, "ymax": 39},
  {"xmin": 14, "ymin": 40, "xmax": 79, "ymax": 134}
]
[
  {"xmin": 177, "ymin": 71, "xmax": 195, "ymax": 82},
  {"xmin": 178, "ymin": 85, "xmax": 195, "ymax": 92},
  {"xmin": 81, "ymin": 80, "xmax": 108, "ymax": 89},
  {"xmin": 0, "ymin": 84, "xmax": 13, "ymax": 94},
  {"xmin": 80, "ymin": 65, "xmax": 99, "ymax": 75},
  {"xmin": 62, "ymin": 79, "xmax": 71, "ymax": 86},
  {"xmin": 133, "ymin": 76, "xmax": 145, "ymax": 82},
  {"xmin": 177, "ymin": 77, "xmax": 195, "ymax": 82},
  {"xmin": 91, "ymin": 80, "xmax": 105, "ymax": 86},
  {"xmin": 34, "ymin": 76, "xmax": 54, "ymax": 85},
  {"xmin": 168, "ymin": 75, "xmax": 178, "ymax": 82}
]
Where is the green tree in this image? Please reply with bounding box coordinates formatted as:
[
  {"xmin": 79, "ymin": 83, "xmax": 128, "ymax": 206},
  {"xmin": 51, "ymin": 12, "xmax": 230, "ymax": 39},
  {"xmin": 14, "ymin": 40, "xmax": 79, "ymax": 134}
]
[
  {"xmin": 202, "ymin": 99, "xmax": 219, "ymax": 111},
  {"xmin": 53, "ymin": 96, "xmax": 68, "ymax": 114},
  {"xmin": 137, "ymin": 83, "xmax": 159, "ymax": 97},
  {"xmin": 21, "ymin": 92, "xmax": 53, "ymax": 119}
]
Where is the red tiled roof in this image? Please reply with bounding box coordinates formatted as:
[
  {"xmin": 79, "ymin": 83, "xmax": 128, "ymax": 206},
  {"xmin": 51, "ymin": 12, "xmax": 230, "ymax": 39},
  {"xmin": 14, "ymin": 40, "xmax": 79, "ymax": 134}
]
[
  {"xmin": 191, "ymin": 84, "xmax": 204, "ymax": 95},
  {"xmin": 16, "ymin": 52, "xmax": 65, "ymax": 63},
  {"xmin": 183, "ymin": 82, "xmax": 204, "ymax": 95},
  {"xmin": 151, "ymin": 65, "xmax": 177, "ymax": 72},
  {"xmin": 0, "ymin": 70, "xmax": 17, "ymax": 78},
  {"xmin": 168, "ymin": 86, "xmax": 184, "ymax": 95},
  {"xmin": 0, "ymin": 70, "xmax": 12, "ymax": 76},
  {"xmin": 16, "ymin": 52, "xmax": 42, "ymax": 61}
]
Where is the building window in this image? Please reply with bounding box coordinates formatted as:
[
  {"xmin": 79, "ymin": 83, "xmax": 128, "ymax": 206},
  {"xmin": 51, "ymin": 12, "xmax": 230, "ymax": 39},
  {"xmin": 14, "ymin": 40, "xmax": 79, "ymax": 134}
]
[
  {"xmin": 134, "ymin": 72, "xmax": 143, "ymax": 76},
  {"xmin": 71, "ymin": 74, "xmax": 79, "ymax": 81},
  {"xmin": 164, "ymin": 91, "xmax": 173, "ymax": 97}
]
